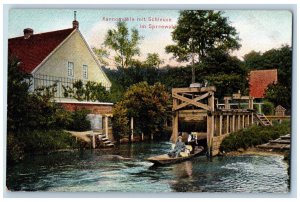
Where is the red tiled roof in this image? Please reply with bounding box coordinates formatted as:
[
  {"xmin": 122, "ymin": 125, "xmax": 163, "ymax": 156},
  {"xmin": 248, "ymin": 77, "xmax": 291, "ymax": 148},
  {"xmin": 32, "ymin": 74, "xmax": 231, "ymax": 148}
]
[
  {"xmin": 249, "ymin": 69, "xmax": 278, "ymax": 98},
  {"xmin": 8, "ymin": 28, "xmax": 75, "ymax": 73}
]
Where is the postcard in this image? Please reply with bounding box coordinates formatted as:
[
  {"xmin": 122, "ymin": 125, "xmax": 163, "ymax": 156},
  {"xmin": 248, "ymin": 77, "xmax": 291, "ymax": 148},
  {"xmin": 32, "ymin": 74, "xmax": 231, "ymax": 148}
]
[{"xmin": 6, "ymin": 8, "xmax": 293, "ymax": 194}]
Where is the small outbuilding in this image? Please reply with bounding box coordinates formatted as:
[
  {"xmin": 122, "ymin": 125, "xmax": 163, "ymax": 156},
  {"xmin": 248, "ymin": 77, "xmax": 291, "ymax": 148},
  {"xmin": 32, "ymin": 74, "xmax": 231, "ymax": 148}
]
[{"xmin": 275, "ymin": 105, "xmax": 286, "ymax": 116}]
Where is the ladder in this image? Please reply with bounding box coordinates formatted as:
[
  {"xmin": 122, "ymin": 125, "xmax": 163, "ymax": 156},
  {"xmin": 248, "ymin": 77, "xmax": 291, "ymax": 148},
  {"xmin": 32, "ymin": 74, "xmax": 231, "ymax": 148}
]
[{"xmin": 254, "ymin": 113, "xmax": 272, "ymax": 126}]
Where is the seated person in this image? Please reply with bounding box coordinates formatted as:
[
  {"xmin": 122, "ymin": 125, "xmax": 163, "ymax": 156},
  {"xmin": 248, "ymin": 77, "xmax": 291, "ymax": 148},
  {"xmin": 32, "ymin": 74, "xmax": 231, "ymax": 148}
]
[{"xmin": 168, "ymin": 136, "xmax": 186, "ymax": 158}]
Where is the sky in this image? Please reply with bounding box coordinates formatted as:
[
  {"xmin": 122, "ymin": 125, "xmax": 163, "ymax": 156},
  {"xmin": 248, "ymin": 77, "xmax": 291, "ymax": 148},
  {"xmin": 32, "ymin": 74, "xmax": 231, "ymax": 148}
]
[{"xmin": 8, "ymin": 9, "xmax": 292, "ymax": 68}]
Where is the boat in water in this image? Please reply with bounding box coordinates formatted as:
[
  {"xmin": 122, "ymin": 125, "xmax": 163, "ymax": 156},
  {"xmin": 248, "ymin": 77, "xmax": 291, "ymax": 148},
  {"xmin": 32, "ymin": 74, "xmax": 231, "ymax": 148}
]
[{"xmin": 146, "ymin": 146, "xmax": 204, "ymax": 165}]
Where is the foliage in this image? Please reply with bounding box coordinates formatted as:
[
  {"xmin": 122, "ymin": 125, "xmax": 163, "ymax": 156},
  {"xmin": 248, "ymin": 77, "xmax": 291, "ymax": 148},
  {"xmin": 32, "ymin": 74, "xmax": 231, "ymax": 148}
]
[
  {"xmin": 112, "ymin": 101, "xmax": 130, "ymax": 141},
  {"xmin": 92, "ymin": 46, "xmax": 110, "ymax": 66},
  {"xmin": 261, "ymin": 100, "xmax": 275, "ymax": 115},
  {"xmin": 13, "ymin": 130, "xmax": 77, "ymax": 156},
  {"xmin": 243, "ymin": 45, "xmax": 292, "ymax": 88},
  {"xmin": 243, "ymin": 45, "xmax": 292, "ymax": 110},
  {"xmin": 264, "ymin": 83, "xmax": 291, "ymax": 110},
  {"xmin": 220, "ymin": 120, "xmax": 291, "ymax": 152},
  {"xmin": 66, "ymin": 109, "xmax": 91, "ymax": 131},
  {"xmin": 144, "ymin": 53, "xmax": 164, "ymax": 68},
  {"xmin": 63, "ymin": 80, "xmax": 111, "ymax": 102},
  {"xmin": 112, "ymin": 82, "xmax": 170, "ymax": 140},
  {"xmin": 104, "ymin": 21, "xmax": 143, "ymax": 68},
  {"xmin": 166, "ymin": 10, "xmax": 240, "ymax": 83},
  {"xmin": 7, "ymin": 57, "xmax": 84, "ymax": 163}
]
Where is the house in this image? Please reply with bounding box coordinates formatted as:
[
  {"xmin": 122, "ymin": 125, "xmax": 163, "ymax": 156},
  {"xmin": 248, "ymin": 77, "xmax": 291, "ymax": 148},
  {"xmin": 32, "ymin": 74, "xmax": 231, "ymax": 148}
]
[
  {"xmin": 249, "ymin": 69, "xmax": 278, "ymax": 98},
  {"xmin": 8, "ymin": 13, "xmax": 113, "ymax": 140}
]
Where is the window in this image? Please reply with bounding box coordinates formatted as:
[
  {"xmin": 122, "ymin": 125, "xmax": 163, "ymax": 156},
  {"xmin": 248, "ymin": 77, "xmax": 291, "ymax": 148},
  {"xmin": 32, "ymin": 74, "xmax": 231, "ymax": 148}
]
[
  {"xmin": 83, "ymin": 65, "xmax": 88, "ymax": 79},
  {"xmin": 68, "ymin": 62, "xmax": 74, "ymax": 77}
]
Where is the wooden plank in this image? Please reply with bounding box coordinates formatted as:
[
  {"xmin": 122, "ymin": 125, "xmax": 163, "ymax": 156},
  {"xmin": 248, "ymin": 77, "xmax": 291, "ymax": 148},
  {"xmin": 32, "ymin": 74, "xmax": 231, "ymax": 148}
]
[
  {"xmin": 179, "ymin": 109, "xmax": 208, "ymax": 114},
  {"xmin": 172, "ymin": 86, "xmax": 216, "ymax": 93},
  {"xmin": 174, "ymin": 92, "xmax": 210, "ymax": 111},
  {"xmin": 172, "ymin": 93, "xmax": 211, "ymax": 111}
]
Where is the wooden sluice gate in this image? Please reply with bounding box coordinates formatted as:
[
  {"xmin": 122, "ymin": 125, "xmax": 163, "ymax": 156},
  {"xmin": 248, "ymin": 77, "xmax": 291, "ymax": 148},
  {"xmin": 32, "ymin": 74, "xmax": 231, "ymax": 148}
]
[{"xmin": 171, "ymin": 86, "xmax": 255, "ymax": 157}]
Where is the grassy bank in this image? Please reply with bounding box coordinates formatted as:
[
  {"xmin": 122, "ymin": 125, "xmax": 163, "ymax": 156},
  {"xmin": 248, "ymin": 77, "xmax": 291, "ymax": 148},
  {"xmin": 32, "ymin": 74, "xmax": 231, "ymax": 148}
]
[{"xmin": 220, "ymin": 120, "xmax": 291, "ymax": 153}]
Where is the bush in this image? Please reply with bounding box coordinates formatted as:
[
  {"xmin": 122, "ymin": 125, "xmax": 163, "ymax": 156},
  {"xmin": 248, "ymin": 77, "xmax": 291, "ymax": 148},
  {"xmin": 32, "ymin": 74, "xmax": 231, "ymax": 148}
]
[
  {"xmin": 67, "ymin": 109, "xmax": 91, "ymax": 131},
  {"xmin": 19, "ymin": 130, "xmax": 77, "ymax": 153},
  {"xmin": 262, "ymin": 100, "xmax": 275, "ymax": 115},
  {"xmin": 220, "ymin": 120, "xmax": 290, "ymax": 152}
]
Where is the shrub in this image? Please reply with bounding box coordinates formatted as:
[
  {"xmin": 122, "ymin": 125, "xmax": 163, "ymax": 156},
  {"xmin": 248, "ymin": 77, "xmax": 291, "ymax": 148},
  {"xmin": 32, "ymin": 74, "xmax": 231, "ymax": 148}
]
[
  {"xmin": 262, "ymin": 100, "xmax": 275, "ymax": 115},
  {"xmin": 67, "ymin": 109, "xmax": 91, "ymax": 131},
  {"xmin": 220, "ymin": 120, "xmax": 290, "ymax": 152},
  {"xmin": 19, "ymin": 130, "xmax": 77, "ymax": 154}
]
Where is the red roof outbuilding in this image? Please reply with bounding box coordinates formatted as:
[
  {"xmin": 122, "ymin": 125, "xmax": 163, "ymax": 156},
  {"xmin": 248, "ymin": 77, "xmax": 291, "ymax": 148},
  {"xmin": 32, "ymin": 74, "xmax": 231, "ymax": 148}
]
[
  {"xmin": 8, "ymin": 28, "xmax": 75, "ymax": 73},
  {"xmin": 249, "ymin": 69, "xmax": 278, "ymax": 98}
]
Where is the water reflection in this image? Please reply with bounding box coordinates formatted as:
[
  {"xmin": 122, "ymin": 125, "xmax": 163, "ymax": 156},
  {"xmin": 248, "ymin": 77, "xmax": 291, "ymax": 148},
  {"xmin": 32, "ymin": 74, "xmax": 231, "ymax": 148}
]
[{"xmin": 6, "ymin": 142, "xmax": 289, "ymax": 193}]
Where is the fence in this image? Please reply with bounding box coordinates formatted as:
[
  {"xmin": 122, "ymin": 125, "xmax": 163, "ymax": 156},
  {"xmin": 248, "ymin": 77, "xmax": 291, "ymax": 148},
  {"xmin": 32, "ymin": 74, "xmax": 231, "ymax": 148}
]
[{"xmin": 33, "ymin": 74, "xmax": 81, "ymax": 98}]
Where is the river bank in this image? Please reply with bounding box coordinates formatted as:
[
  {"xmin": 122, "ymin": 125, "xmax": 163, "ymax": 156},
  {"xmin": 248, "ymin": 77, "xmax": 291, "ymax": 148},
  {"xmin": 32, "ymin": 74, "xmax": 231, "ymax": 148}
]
[{"xmin": 223, "ymin": 147, "xmax": 289, "ymax": 157}]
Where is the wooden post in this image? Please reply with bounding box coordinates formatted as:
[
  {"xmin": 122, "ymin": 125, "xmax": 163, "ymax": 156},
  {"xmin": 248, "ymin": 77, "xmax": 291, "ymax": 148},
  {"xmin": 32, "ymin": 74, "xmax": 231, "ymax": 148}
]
[
  {"xmin": 237, "ymin": 115, "xmax": 241, "ymax": 130},
  {"xmin": 105, "ymin": 115, "xmax": 109, "ymax": 138},
  {"xmin": 245, "ymin": 114, "xmax": 249, "ymax": 127},
  {"xmin": 130, "ymin": 117, "xmax": 134, "ymax": 142},
  {"xmin": 92, "ymin": 132, "xmax": 96, "ymax": 149},
  {"xmin": 226, "ymin": 115, "xmax": 229, "ymax": 134},
  {"xmin": 219, "ymin": 115, "xmax": 223, "ymax": 136},
  {"xmin": 225, "ymin": 98, "xmax": 230, "ymax": 109},
  {"xmin": 172, "ymin": 98, "xmax": 179, "ymax": 142},
  {"xmin": 232, "ymin": 115, "xmax": 235, "ymax": 132},
  {"xmin": 207, "ymin": 92, "xmax": 215, "ymax": 157},
  {"xmin": 251, "ymin": 113, "xmax": 254, "ymax": 125},
  {"xmin": 242, "ymin": 115, "xmax": 245, "ymax": 128},
  {"xmin": 142, "ymin": 132, "xmax": 144, "ymax": 141}
]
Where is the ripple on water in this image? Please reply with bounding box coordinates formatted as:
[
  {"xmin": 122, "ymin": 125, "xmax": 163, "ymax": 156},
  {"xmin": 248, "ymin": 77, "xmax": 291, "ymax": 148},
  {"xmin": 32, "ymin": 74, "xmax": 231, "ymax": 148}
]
[{"xmin": 6, "ymin": 143, "xmax": 290, "ymax": 193}]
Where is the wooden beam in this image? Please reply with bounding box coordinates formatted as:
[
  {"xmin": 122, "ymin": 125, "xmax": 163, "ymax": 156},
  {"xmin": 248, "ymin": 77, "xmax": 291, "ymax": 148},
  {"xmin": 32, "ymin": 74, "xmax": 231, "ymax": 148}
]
[
  {"xmin": 173, "ymin": 93, "xmax": 211, "ymax": 111},
  {"xmin": 174, "ymin": 92, "xmax": 210, "ymax": 110},
  {"xmin": 219, "ymin": 115, "xmax": 223, "ymax": 136},
  {"xmin": 237, "ymin": 115, "xmax": 241, "ymax": 130},
  {"xmin": 172, "ymin": 86, "xmax": 216, "ymax": 93},
  {"xmin": 226, "ymin": 115, "xmax": 229, "ymax": 134},
  {"xmin": 207, "ymin": 115, "xmax": 214, "ymax": 157}
]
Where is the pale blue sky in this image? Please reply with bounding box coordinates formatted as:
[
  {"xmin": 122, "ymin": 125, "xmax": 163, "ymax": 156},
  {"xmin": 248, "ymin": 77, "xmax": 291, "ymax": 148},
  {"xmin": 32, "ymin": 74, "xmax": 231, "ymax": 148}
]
[{"xmin": 8, "ymin": 9, "xmax": 292, "ymax": 67}]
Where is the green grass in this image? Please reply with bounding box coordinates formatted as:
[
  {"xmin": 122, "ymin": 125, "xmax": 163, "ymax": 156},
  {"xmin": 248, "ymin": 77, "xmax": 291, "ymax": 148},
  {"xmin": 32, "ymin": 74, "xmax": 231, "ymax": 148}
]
[{"xmin": 220, "ymin": 120, "xmax": 291, "ymax": 152}]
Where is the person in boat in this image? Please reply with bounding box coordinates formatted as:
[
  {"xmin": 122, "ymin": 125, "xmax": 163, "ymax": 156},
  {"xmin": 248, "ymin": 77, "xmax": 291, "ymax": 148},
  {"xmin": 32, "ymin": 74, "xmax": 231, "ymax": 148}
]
[
  {"xmin": 187, "ymin": 132, "xmax": 198, "ymax": 154},
  {"xmin": 168, "ymin": 136, "xmax": 186, "ymax": 158}
]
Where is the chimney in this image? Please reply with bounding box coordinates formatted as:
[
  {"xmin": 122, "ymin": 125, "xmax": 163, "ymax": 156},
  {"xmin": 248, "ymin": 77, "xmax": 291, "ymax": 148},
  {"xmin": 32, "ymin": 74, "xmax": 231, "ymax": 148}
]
[
  {"xmin": 72, "ymin": 11, "xmax": 79, "ymax": 29},
  {"xmin": 23, "ymin": 28, "xmax": 33, "ymax": 39}
]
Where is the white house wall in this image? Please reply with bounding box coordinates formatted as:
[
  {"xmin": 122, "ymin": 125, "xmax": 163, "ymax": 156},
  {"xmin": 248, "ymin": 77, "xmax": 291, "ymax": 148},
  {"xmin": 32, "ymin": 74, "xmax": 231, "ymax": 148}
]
[{"xmin": 34, "ymin": 30, "xmax": 111, "ymax": 89}]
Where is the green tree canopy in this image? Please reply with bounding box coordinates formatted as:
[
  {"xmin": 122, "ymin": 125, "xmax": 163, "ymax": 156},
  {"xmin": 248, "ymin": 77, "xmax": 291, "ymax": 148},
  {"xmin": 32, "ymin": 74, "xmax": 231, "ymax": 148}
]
[
  {"xmin": 144, "ymin": 53, "xmax": 164, "ymax": 68},
  {"xmin": 112, "ymin": 82, "xmax": 170, "ymax": 141},
  {"xmin": 104, "ymin": 21, "xmax": 143, "ymax": 68},
  {"xmin": 166, "ymin": 10, "xmax": 240, "ymax": 83}
]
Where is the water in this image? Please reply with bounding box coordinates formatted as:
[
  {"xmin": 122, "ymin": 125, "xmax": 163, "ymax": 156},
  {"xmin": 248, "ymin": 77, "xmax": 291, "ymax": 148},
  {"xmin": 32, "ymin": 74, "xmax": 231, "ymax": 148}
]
[{"xmin": 6, "ymin": 142, "xmax": 289, "ymax": 193}]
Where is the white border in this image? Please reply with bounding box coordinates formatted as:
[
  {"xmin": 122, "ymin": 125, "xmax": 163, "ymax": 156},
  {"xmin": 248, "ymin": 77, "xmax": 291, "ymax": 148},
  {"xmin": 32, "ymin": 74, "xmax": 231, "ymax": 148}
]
[{"xmin": 1, "ymin": 1, "xmax": 298, "ymax": 201}]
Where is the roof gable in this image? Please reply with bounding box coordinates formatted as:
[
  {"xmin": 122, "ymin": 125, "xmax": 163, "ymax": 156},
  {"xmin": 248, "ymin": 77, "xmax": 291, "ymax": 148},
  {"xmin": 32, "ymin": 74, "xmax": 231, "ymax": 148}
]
[
  {"xmin": 249, "ymin": 69, "xmax": 278, "ymax": 98},
  {"xmin": 8, "ymin": 28, "xmax": 75, "ymax": 73}
]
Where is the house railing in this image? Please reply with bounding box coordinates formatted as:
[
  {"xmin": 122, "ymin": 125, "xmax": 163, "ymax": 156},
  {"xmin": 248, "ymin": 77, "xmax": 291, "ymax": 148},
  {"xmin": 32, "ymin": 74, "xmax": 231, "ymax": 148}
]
[{"xmin": 32, "ymin": 74, "xmax": 82, "ymax": 98}]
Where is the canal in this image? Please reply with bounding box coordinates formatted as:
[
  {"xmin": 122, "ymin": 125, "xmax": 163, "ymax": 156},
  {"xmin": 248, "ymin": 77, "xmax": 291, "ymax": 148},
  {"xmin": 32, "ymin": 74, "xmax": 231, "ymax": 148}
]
[{"xmin": 6, "ymin": 142, "xmax": 289, "ymax": 193}]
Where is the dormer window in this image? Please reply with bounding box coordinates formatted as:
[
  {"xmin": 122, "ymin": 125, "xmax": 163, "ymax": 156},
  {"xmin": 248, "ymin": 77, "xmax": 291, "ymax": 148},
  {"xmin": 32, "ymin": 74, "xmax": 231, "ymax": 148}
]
[
  {"xmin": 83, "ymin": 65, "xmax": 88, "ymax": 79},
  {"xmin": 68, "ymin": 62, "xmax": 74, "ymax": 77}
]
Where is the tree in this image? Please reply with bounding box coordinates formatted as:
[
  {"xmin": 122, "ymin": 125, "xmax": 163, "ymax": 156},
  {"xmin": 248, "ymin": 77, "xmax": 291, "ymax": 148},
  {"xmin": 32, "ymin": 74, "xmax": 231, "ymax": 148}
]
[
  {"xmin": 104, "ymin": 21, "xmax": 143, "ymax": 68},
  {"xmin": 92, "ymin": 47, "xmax": 110, "ymax": 66},
  {"xmin": 112, "ymin": 82, "xmax": 170, "ymax": 141},
  {"xmin": 166, "ymin": 10, "xmax": 240, "ymax": 83},
  {"xmin": 144, "ymin": 53, "xmax": 164, "ymax": 68}
]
